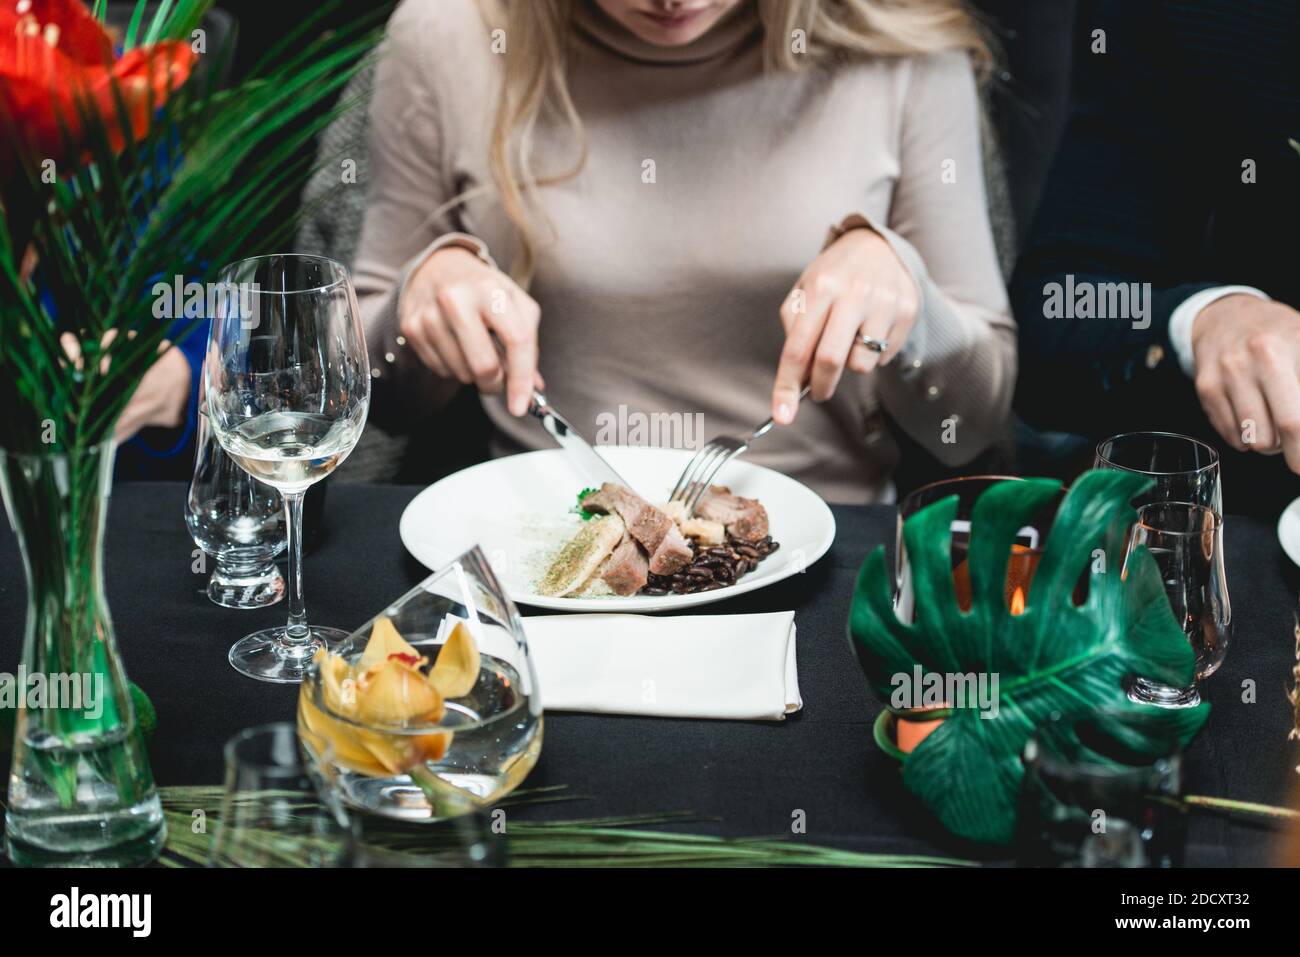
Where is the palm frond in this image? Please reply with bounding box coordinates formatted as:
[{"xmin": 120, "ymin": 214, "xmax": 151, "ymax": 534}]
[
  {"xmin": 122, "ymin": 0, "xmax": 152, "ymax": 48},
  {"xmin": 156, "ymin": 785, "xmax": 978, "ymax": 869},
  {"xmin": 140, "ymin": 0, "xmax": 180, "ymax": 47}
]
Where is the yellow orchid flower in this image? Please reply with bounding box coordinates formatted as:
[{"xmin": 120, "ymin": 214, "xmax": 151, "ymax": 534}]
[
  {"xmin": 429, "ymin": 622, "xmax": 481, "ymax": 698},
  {"xmin": 298, "ymin": 615, "xmax": 479, "ymax": 779}
]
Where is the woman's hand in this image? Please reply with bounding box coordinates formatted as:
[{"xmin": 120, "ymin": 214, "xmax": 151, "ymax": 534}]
[
  {"xmin": 771, "ymin": 228, "xmax": 920, "ymax": 424},
  {"xmin": 400, "ymin": 246, "xmax": 542, "ymax": 416}
]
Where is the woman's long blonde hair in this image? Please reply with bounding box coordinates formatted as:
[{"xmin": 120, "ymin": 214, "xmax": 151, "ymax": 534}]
[{"xmin": 476, "ymin": 0, "xmax": 993, "ymax": 284}]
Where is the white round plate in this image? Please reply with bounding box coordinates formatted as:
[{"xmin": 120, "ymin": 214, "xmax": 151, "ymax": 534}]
[
  {"xmin": 1278, "ymin": 495, "xmax": 1300, "ymax": 567},
  {"xmin": 399, "ymin": 446, "xmax": 836, "ymax": 612}
]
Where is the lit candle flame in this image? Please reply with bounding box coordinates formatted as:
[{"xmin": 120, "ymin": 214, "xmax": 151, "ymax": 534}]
[{"xmin": 1010, "ymin": 587, "xmax": 1026, "ymax": 616}]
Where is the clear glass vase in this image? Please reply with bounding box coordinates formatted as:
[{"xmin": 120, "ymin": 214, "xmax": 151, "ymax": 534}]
[{"xmin": 0, "ymin": 441, "xmax": 165, "ymax": 866}]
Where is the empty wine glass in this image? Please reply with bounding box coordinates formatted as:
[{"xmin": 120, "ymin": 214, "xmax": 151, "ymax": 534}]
[
  {"xmin": 1122, "ymin": 503, "xmax": 1231, "ymax": 708},
  {"xmin": 205, "ymin": 254, "xmax": 369, "ymax": 682},
  {"xmin": 1094, "ymin": 432, "xmax": 1221, "ymax": 513},
  {"xmin": 186, "ymin": 406, "xmax": 286, "ymax": 609}
]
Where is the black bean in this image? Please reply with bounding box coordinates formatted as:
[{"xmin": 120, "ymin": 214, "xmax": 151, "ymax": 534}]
[{"xmin": 638, "ymin": 534, "xmax": 780, "ymax": 595}]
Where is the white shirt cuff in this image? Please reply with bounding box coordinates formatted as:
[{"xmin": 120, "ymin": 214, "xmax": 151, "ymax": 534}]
[{"xmin": 1168, "ymin": 285, "xmax": 1269, "ymax": 376}]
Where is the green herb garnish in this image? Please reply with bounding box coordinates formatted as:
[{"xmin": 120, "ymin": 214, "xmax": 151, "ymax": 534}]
[{"xmin": 574, "ymin": 487, "xmax": 600, "ymax": 520}]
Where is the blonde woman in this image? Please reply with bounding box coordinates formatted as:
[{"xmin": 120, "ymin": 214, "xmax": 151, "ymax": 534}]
[{"xmin": 354, "ymin": 0, "xmax": 1015, "ymax": 503}]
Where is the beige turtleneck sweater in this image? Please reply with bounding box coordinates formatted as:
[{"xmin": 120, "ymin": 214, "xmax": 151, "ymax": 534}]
[{"xmin": 353, "ymin": 0, "xmax": 1015, "ymax": 504}]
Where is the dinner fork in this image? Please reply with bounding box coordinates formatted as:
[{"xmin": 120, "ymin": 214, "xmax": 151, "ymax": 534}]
[{"xmin": 669, "ymin": 386, "xmax": 812, "ymax": 515}]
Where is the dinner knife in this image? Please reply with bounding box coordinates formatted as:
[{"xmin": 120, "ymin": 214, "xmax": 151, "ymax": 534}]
[{"xmin": 528, "ymin": 389, "xmax": 634, "ymax": 491}]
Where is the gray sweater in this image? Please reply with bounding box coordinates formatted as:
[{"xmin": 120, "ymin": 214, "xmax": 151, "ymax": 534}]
[{"xmin": 304, "ymin": 0, "xmax": 1018, "ymax": 494}]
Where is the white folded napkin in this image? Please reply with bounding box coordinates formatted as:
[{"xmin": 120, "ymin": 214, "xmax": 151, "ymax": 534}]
[{"xmin": 522, "ymin": 611, "xmax": 801, "ymax": 721}]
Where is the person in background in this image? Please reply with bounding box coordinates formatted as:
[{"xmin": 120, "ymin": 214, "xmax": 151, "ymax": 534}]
[
  {"xmin": 32, "ymin": 273, "xmax": 205, "ymax": 480},
  {"xmin": 109, "ymin": 320, "xmax": 206, "ymax": 480},
  {"xmin": 1012, "ymin": 0, "xmax": 1300, "ymax": 517},
  {"xmin": 352, "ymin": 0, "xmax": 1016, "ymax": 504}
]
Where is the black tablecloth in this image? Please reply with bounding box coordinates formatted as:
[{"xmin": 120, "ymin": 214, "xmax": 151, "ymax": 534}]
[{"xmin": 1, "ymin": 482, "xmax": 1296, "ymax": 865}]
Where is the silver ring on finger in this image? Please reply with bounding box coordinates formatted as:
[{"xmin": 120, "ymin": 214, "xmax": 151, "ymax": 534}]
[{"xmin": 858, "ymin": 334, "xmax": 889, "ymax": 354}]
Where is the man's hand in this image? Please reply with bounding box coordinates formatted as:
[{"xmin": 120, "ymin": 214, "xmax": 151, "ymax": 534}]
[
  {"xmin": 1192, "ymin": 295, "xmax": 1300, "ymax": 472},
  {"xmin": 771, "ymin": 228, "xmax": 920, "ymax": 424}
]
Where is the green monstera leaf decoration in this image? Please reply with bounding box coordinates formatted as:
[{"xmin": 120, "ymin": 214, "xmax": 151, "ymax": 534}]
[{"xmin": 848, "ymin": 470, "xmax": 1210, "ymax": 845}]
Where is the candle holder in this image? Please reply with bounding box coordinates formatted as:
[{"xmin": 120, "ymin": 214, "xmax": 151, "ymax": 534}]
[
  {"xmin": 894, "ymin": 475, "xmax": 1063, "ymax": 623},
  {"xmin": 849, "ymin": 470, "xmax": 1209, "ymax": 845}
]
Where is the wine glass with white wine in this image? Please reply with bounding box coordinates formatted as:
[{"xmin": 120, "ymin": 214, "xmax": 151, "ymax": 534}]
[{"xmin": 206, "ymin": 254, "xmax": 370, "ymax": 682}]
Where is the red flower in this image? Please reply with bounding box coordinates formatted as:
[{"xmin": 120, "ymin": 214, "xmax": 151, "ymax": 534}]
[{"xmin": 0, "ymin": 0, "xmax": 195, "ymax": 180}]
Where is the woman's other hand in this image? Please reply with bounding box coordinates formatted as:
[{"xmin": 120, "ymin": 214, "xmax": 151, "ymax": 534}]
[
  {"xmin": 400, "ymin": 246, "xmax": 543, "ymax": 416},
  {"xmin": 771, "ymin": 228, "xmax": 920, "ymax": 424}
]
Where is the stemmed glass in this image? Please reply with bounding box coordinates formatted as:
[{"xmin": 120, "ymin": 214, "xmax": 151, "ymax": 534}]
[
  {"xmin": 206, "ymin": 254, "xmax": 369, "ymax": 682},
  {"xmin": 1095, "ymin": 432, "xmax": 1227, "ymax": 706}
]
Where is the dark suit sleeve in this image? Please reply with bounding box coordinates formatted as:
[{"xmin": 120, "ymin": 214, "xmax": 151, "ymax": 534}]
[{"xmin": 1010, "ymin": 0, "xmax": 1220, "ymax": 435}]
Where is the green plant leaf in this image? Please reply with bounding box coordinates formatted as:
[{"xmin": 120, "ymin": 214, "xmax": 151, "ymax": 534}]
[
  {"xmin": 123, "ymin": 0, "xmax": 150, "ymax": 49},
  {"xmin": 574, "ymin": 486, "xmax": 600, "ymax": 520},
  {"xmin": 848, "ymin": 470, "xmax": 1210, "ymax": 845},
  {"xmin": 154, "ymin": 786, "xmax": 976, "ymax": 868},
  {"xmin": 141, "ymin": 0, "xmax": 178, "ymax": 47}
]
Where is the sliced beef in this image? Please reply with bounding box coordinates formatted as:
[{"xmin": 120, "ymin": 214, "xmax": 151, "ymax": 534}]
[
  {"xmin": 599, "ymin": 536, "xmax": 650, "ymax": 596},
  {"xmin": 648, "ymin": 523, "xmax": 693, "ymax": 576},
  {"xmin": 578, "ymin": 485, "xmax": 622, "ymax": 515},
  {"xmin": 694, "ymin": 485, "xmax": 769, "ymax": 542},
  {"xmin": 581, "ymin": 483, "xmax": 673, "ymax": 552}
]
